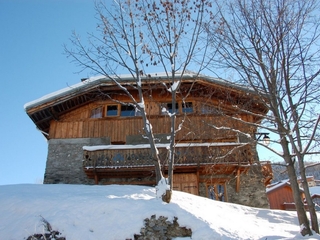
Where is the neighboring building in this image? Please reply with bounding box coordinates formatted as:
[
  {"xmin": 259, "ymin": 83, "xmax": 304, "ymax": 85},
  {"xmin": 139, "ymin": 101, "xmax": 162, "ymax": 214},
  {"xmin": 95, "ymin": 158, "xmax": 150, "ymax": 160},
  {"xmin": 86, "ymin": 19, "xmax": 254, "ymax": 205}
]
[
  {"xmin": 312, "ymin": 194, "xmax": 320, "ymax": 207},
  {"xmin": 25, "ymin": 73, "xmax": 272, "ymax": 208},
  {"xmin": 266, "ymin": 180, "xmax": 306, "ymax": 210},
  {"xmin": 309, "ymin": 185, "xmax": 320, "ymax": 210},
  {"xmin": 298, "ymin": 176, "xmax": 316, "ymax": 188}
]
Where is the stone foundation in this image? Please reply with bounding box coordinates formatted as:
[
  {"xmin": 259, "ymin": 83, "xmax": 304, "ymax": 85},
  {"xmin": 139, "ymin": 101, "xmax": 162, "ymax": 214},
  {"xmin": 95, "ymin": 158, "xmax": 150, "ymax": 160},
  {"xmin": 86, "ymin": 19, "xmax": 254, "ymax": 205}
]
[
  {"xmin": 44, "ymin": 138, "xmax": 269, "ymax": 208},
  {"xmin": 227, "ymin": 165, "xmax": 269, "ymax": 208},
  {"xmin": 44, "ymin": 138, "xmax": 95, "ymax": 184}
]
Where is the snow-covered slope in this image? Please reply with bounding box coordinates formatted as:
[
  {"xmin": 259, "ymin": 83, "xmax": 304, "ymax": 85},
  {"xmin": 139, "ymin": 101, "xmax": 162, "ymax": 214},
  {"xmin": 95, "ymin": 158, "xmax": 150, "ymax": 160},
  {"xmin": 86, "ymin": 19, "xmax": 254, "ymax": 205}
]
[{"xmin": 0, "ymin": 184, "xmax": 319, "ymax": 240}]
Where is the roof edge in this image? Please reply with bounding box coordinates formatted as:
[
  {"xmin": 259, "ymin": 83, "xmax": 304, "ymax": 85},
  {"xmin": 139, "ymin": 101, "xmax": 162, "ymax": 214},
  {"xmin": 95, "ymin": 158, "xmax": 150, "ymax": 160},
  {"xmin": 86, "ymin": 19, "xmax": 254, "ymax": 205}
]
[{"xmin": 24, "ymin": 72, "xmax": 258, "ymax": 111}]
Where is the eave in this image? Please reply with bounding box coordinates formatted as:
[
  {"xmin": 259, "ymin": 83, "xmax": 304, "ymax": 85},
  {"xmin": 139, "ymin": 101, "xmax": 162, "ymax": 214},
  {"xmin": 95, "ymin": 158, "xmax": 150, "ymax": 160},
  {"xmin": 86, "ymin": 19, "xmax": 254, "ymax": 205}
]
[{"xmin": 24, "ymin": 73, "xmax": 269, "ymax": 138}]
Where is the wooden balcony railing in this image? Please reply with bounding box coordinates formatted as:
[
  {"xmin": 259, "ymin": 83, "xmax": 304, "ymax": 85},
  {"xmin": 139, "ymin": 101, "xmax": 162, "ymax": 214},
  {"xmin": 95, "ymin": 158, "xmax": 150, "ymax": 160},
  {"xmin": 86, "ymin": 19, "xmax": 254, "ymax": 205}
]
[{"xmin": 83, "ymin": 143, "xmax": 252, "ymax": 169}]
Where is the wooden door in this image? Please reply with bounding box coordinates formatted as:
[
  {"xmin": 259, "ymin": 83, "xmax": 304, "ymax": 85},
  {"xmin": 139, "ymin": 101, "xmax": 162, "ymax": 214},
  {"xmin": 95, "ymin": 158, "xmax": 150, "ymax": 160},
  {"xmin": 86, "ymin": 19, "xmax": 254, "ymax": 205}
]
[{"xmin": 173, "ymin": 173, "xmax": 198, "ymax": 195}]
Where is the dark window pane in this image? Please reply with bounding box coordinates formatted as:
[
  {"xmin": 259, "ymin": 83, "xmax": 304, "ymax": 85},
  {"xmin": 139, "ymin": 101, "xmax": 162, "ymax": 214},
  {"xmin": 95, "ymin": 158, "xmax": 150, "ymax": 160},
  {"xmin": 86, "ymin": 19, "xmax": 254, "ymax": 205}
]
[
  {"xmin": 182, "ymin": 102, "xmax": 193, "ymax": 113},
  {"xmin": 121, "ymin": 105, "xmax": 135, "ymax": 116},
  {"xmin": 167, "ymin": 103, "xmax": 179, "ymax": 114},
  {"xmin": 107, "ymin": 105, "xmax": 118, "ymax": 116}
]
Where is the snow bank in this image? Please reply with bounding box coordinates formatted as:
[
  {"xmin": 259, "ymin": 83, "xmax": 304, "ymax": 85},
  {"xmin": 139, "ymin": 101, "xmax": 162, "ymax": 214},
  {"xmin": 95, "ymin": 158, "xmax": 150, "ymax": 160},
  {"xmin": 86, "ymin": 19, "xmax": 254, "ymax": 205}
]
[{"xmin": 0, "ymin": 184, "xmax": 319, "ymax": 240}]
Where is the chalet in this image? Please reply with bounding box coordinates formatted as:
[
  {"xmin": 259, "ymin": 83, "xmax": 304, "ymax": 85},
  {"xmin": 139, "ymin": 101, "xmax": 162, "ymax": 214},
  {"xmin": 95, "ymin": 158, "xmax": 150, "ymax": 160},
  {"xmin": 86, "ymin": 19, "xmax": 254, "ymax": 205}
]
[
  {"xmin": 266, "ymin": 180, "xmax": 306, "ymax": 210},
  {"xmin": 298, "ymin": 176, "xmax": 317, "ymax": 188},
  {"xmin": 24, "ymin": 73, "xmax": 272, "ymax": 208}
]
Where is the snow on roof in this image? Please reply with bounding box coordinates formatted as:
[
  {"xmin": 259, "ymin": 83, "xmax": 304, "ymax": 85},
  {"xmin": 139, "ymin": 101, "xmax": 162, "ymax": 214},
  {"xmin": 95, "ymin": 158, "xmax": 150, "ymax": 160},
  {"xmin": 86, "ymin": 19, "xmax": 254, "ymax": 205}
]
[
  {"xmin": 310, "ymin": 186, "xmax": 320, "ymax": 195},
  {"xmin": 266, "ymin": 180, "xmax": 290, "ymax": 193},
  {"xmin": 266, "ymin": 180, "xmax": 306, "ymax": 194},
  {"xmin": 83, "ymin": 142, "xmax": 244, "ymax": 151},
  {"xmin": 24, "ymin": 72, "xmax": 253, "ymax": 111}
]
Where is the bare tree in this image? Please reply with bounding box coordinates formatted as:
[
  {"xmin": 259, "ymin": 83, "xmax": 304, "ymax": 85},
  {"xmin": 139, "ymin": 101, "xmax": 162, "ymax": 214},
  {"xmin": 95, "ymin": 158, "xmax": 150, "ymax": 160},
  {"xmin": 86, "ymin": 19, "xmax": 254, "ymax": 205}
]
[
  {"xmin": 65, "ymin": 0, "xmax": 213, "ymax": 202},
  {"xmin": 206, "ymin": 0, "xmax": 320, "ymax": 235}
]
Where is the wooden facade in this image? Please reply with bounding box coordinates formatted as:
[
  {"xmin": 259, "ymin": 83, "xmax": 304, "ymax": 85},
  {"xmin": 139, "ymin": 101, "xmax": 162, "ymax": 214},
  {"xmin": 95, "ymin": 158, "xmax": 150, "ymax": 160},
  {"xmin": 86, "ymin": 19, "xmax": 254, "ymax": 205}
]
[
  {"xmin": 266, "ymin": 181, "xmax": 306, "ymax": 210},
  {"xmin": 25, "ymin": 73, "xmax": 272, "ymax": 207}
]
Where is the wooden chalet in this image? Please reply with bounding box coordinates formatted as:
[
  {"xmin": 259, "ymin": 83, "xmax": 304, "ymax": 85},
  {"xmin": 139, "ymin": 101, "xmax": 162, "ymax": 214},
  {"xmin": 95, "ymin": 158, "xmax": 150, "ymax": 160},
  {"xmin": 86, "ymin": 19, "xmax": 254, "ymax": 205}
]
[
  {"xmin": 266, "ymin": 181, "xmax": 306, "ymax": 210},
  {"xmin": 25, "ymin": 73, "xmax": 272, "ymax": 208}
]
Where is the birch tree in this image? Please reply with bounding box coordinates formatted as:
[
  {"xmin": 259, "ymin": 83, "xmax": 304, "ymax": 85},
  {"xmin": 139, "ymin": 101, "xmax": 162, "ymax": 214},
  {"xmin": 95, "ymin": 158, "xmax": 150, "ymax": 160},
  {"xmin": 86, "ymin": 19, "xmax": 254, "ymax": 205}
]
[
  {"xmin": 65, "ymin": 0, "xmax": 213, "ymax": 203},
  {"xmin": 206, "ymin": 0, "xmax": 320, "ymax": 236}
]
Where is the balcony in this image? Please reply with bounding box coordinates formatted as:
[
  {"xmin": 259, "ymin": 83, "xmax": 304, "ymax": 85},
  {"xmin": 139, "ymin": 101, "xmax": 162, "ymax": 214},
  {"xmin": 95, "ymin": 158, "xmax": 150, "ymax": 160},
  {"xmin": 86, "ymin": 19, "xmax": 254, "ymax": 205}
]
[{"xmin": 83, "ymin": 142, "xmax": 256, "ymax": 183}]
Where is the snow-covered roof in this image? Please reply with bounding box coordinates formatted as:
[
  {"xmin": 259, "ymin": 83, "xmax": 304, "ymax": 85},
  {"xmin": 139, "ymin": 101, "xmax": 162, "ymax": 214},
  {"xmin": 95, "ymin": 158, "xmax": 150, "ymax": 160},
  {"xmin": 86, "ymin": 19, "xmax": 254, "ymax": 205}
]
[
  {"xmin": 24, "ymin": 72, "xmax": 253, "ymax": 111},
  {"xmin": 310, "ymin": 186, "xmax": 320, "ymax": 195},
  {"xmin": 266, "ymin": 180, "xmax": 290, "ymax": 193},
  {"xmin": 266, "ymin": 180, "xmax": 305, "ymax": 194},
  {"xmin": 24, "ymin": 72, "xmax": 265, "ymax": 138}
]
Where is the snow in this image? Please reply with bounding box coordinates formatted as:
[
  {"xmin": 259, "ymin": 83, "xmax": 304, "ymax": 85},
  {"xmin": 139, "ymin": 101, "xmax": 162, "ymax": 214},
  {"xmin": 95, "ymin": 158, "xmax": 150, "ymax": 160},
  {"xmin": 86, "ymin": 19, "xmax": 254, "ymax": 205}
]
[
  {"xmin": 167, "ymin": 80, "xmax": 179, "ymax": 93},
  {"xmin": 0, "ymin": 184, "xmax": 320, "ymax": 240},
  {"xmin": 310, "ymin": 186, "xmax": 320, "ymax": 195},
  {"xmin": 23, "ymin": 72, "xmax": 193, "ymax": 111},
  {"xmin": 24, "ymin": 72, "xmax": 251, "ymax": 111},
  {"xmin": 266, "ymin": 180, "xmax": 291, "ymax": 193},
  {"xmin": 83, "ymin": 142, "xmax": 243, "ymax": 151},
  {"xmin": 155, "ymin": 177, "xmax": 170, "ymax": 199}
]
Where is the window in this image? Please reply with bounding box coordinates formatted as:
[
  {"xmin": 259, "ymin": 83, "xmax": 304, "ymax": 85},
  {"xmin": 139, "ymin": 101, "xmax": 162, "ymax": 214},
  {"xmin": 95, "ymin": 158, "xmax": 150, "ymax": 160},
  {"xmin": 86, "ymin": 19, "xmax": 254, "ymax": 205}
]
[
  {"xmin": 106, "ymin": 105, "xmax": 119, "ymax": 116},
  {"xmin": 161, "ymin": 103, "xmax": 179, "ymax": 115},
  {"xmin": 200, "ymin": 104, "xmax": 220, "ymax": 114},
  {"xmin": 182, "ymin": 102, "xmax": 193, "ymax": 113},
  {"xmin": 121, "ymin": 105, "xmax": 135, "ymax": 117},
  {"xmin": 207, "ymin": 183, "xmax": 226, "ymax": 202},
  {"xmin": 90, "ymin": 107, "xmax": 103, "ymax": 118}
]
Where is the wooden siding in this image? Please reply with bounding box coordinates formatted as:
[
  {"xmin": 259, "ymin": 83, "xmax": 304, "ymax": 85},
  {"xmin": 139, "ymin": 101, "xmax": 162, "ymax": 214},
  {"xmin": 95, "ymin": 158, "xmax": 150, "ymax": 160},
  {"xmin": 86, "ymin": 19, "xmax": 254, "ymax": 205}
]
[
  {"xmin": 173, "ymin": 173, "xmax": 198, "ymax": 195},
  {"xmin": 49, "ymin": 114, "xmax": 252, "ymax": 142},
  {"xmin": 267, "ymin": 184, "xmax": 305, "ymax": 210},
  {"xmin": 268, "ymin": 185, "xmax": 294, "ymax": 210}
]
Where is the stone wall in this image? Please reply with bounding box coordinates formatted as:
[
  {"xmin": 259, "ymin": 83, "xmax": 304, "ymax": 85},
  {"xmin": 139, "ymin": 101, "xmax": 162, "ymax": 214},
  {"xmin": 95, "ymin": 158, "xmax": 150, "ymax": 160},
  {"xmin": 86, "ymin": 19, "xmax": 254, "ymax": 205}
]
[
  {"xmin": 198, "ymin": 168, "xmax": 269, "ymax": 209},
  {"xmin": 44, "ymin": 138, "xmax": 269, "ymax": 208},
  {"xmin": 44, "ymin": 137, "xmax": 158, "ymax": 185},
  {"xmin": 44, "ymin": 138, "xmax": 99, "ymax": 184},
  {"xmin": 228, "ymin": 166, "xmax": 269, "ymax": 208}
]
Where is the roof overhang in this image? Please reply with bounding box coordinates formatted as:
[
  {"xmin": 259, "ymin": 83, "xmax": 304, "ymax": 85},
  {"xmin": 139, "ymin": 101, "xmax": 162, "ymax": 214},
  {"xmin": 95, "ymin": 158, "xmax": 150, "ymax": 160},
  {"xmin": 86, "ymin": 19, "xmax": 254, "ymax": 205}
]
[{"xmin": 24, "ymin": 72, "xmax": 269, "ymax": 138}]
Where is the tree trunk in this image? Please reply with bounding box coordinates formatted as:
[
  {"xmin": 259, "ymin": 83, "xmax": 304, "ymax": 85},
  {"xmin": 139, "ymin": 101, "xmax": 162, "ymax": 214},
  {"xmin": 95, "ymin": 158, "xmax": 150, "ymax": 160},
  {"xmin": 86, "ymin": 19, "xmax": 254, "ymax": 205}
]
[
  {"xmin": 281, "ymin": 137, "xmax": 312, "ymax": 236},
  {"xmin": 168, "ymin": 89, "xmax": 177, "ymax": 192},
  {"xmin": 142, "ymin": 116, "xmax": 163, "ymax": 184},
  {"xmin": 162, "ymin": 189, "xmax": 172, "ymax": 203},
  {"xmin": 286, "ymin": 163, "xmax": 312, "ymax": 236},
  {"xmin": 298, "ymin": 159, "xmax": 319, "ymax": 233}
]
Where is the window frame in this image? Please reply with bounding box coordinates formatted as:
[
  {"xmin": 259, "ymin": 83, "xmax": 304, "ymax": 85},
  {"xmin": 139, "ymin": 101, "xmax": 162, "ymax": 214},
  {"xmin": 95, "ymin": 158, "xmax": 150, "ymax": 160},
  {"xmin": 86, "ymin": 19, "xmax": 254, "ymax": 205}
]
[
  {"xmin": 182, "ymin": 101, "xmax": 194, "ymax": 114},
  {"xmin": 161, "ymin": 101, "xmax": 194, "ymax": 115},
  {"xmin": 106, "ymin": 104, "xmax": 120, "ymax": 117},
  {"xmin": 90, "ymin": 106, "xmax": 104, "ymax": 119},
  {"xmin": 105, "ymin": 103, "xmax": 141, "ymax": 117},
  {"xmin": 207, "ymin": 182, "xmax": 228, "ymax": 202},
  {"xmin": 120, "ymin": 104, "xmax": 136, "ymax": 117}
]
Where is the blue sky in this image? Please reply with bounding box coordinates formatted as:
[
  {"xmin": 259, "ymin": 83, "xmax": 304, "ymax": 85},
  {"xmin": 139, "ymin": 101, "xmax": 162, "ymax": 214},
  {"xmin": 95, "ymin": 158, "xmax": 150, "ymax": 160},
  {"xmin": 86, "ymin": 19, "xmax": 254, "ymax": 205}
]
[
  {"xmin": 0, "ymin": 0, "xmax": 97, "ymax": 185},
  {"xmin": 0, "ymin": 0, "xmax": 282, "ymax": 185}
]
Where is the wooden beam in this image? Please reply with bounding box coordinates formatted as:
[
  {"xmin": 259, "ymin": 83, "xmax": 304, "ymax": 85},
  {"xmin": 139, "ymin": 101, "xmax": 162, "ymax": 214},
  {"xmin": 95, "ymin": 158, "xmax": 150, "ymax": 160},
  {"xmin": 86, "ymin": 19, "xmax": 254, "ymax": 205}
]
[
  {"xmin": 94, "ymin": 172, "xmax": 99, "ymax": 185},
  {"xmin": 196, "ymin": 168, "xmax": 200, "ymax": 195},
  {"xmin": 236, "ymin": 168, "xmax": 241, "ymax": 192}
]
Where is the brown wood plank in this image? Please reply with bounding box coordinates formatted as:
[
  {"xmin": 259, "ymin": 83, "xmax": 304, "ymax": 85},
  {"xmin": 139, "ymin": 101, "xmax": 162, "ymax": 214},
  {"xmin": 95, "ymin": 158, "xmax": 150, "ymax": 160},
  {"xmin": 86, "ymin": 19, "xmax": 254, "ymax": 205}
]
[{"xmin": 49, "ymin": 108, "xmax": 251, "ymax": 140}]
